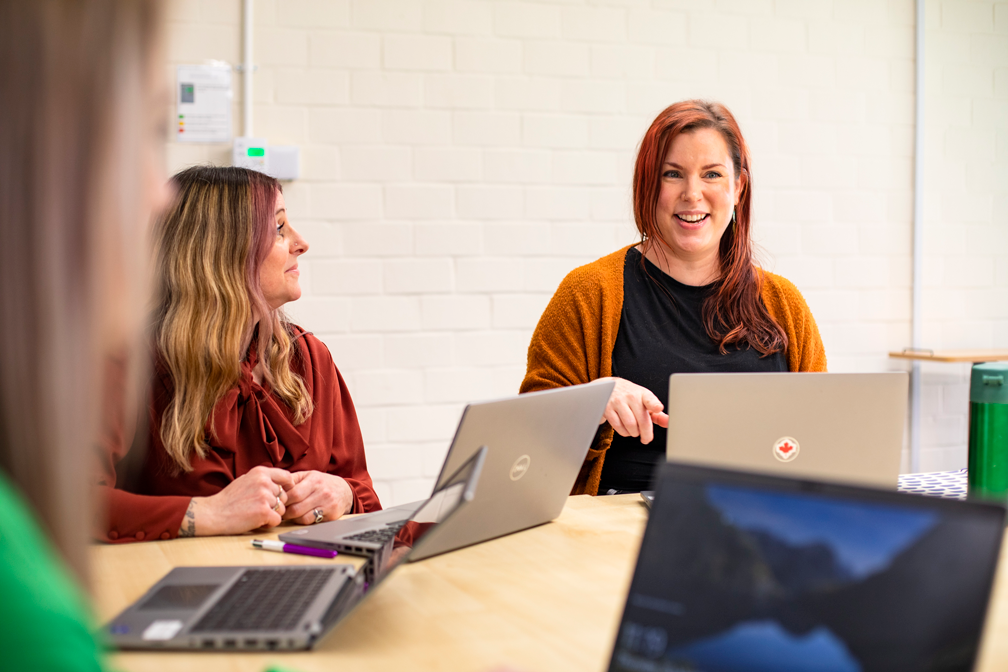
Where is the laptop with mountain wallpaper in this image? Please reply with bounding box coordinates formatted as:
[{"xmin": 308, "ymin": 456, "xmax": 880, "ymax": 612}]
[{"xmin": 609, "ymin": 463, "xmax": 1006, "ymax": 672}]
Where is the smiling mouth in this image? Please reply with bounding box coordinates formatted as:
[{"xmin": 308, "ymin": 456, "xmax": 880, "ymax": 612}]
[{"xmin": 675, "ymin": 213, "xmax": 709, "ymax": 225}]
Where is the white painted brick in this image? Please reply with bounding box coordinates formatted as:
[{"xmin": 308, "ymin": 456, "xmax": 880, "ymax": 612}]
[
  {"xmin": 278, "ymin": 0, "xmax": 349, "ymax": 28},
  {"xmin": 351, "ymin": 0, "xmax": 422, "ymax": 31},
  {"xmin": 167, "ymin": 25, "xmax": 239, "ymax": 62},
  {"xmin": 561, "ymin": 80, "xmax": 626, "ymax": 114},
  {"xmin": 770, "ymin": 256, "xmax": 835, "ymax": 289},
  {"xmin": 810, "ymin": 90, "xmax": 867, "ymax": 124},
  {"xmin": 941, "ymin": 1, "xmax": 995, "ymax": 32},
  {"xmin": 350, "ymin": 72, "xmax": 423, "ymax": 107},
  {"xmin": 833, "ymin": 256, "xmax": 894, "ymax": 289},
  {"xmin": 774, "ymin": 0, "xmax": 832, "ymax": 20},
  {"xmin": 309, "ymin": 31, "xmax": 381, "ymax": 68},
  {"xmin": 590, "ymin": 45, "xmax": 655, "ymax": 79},
  {"xmin": 689, "ymin": 13, "xmax": 748, "ymax": 47},
  {"xmin": 525, "ymin": 187, "xmax": 592, "ymax": 221},
  {"xmin": 494, "ymin": 2, "xmax": 561, "ymax": 39},
  {"xmin": 483, "ymin": 150, "xmax": 551, "ymax": 184},
  {"xmin": 421, "ymin": 295, "xmax": 492, "ymax": 330},
  {"xmin": 456, "ymin": 257, "xmax": 524, "ymax": 293},
  {"xmin": 522, "ymin": 115, "xmax": 589, "ymax": 149},
  {"xmin": 942, "ymin": 320, "xmax": 995, "ymax": 349},
  {"xmin": 274, "ymin": 69, "xmax": 349, "ymax": 105},
  {"xmin": 341, "ymin": 223, "xmax": 414, "ymax": 257},
  {"xmin": 800, "ymin": 225, "xmax": 859, "ymax": 255},
  {"xmin": 424, "ymin": 368, "xmax": 505, "ymax": 403},
  {"xmin": 285, "ymin": 296, "xmax": 351, "ymax": 333},
  {"xmin": 495, "ymin": 78, "xmax": 562, "ymax": 111},
  {"xmin": 552, "ymin": 151, "xmax": 619, "ymax": 185},
  {"xmin": 524, "ymin": 257, "xmax": 587, "ymax": 291},
  {"xmin": 964, "ymin": 289, "xmax": 1008, "ymax": 320},
  {"xmin": 309, "ymin": 108, "xmax": 382, "ymax": 144},
  {"xmin": 300, "ymin": 145, "xmax": 340, "ymax": 180},
  {"xmin": 166, "ymin": 0, "xmax": 199, "ymax": 23},
  {"xmin": 384, "ymin": 258, "xmax": 454, "ymax": 293},
  {"xmin": 351, "ymin": 370, "xmax": 424, "ymax": 406},
  {"xmin": 424, "ymin": 1, "xmax": 494, "ymax": 35},
  {"xmin": 752, "ymin": 223, "xmax": 802, "ymax": 256},
  {"xmin": 800, "ymin": 156, "xmax": 859, "ymax": 190},
  {"xmin": 484, "ymin": 222, "xmax": 552, "ymax": 256},
  {"xmin": 256, "ymin": 28, "xmax": 309, "ymax": 66},
  {"xmin": 312, "ymin": 259, "xmax": 383, "ymax": 295},
  {"xmin": 414, "ymin": 148, "xmax": 484, "ymax": 182},
  {"xmin": 350, "ymin": 296, "xmax": 421, "ymax": 331},
  {"xmin": 562, "ymin": 6, "xmax": 628, "ymax": 42},
  {"xmin": 627, "ymin": 9, "xmax": 687, "ymax": 44},
  {"xmin": 455, "ymin": 38, "xmax": 523, "ymax": 73},
  {"xmin": 769, "ymin": 190, "xmax": 833, "ymax": 223},
  {"xmin": 384, "ymin": 334, "xmax": 454, "ymax": 368},
  {"xmin": 383, "ymin": 34, "xmax": 453, "ymax": 71},
  {"xmin": 492, "ymin": 294, "xmax": 553, "ymax": 329},
  {"xmin": 317, "ymin": 334, "xmax": 383, "ymax": 372},
  {"xmin": 339, "ymin": 146, "xmax": 411, "ymax": 182},
  {"xmin": 455, "ymin": 330, "xmax": 530, "ymax": 367},
  {"xmin": 355, "ymin": 407, "xmax": 387, "ymax": 444},
  {"xmin": 524, "ymin": 41, "xmax": 590, "ymax": 77},
  {"xmin": 456, "ymin": 186, "xmax": 524, "ymax": 219},
  {"xmin": 382, "ymin": 110, "xmax": 452, "ymax": 145},
  {"xmin": 548, "ymin": 223, "xmax": 622, "ymax": 256},
  {"xmin": 589, "ymin": 117, "xmax": 647, "ymax": 150},
  {"xmin": 415, "ymin": 223, "xmax": 484, "ymax": 256},
  {"xmin": 808, "ymin": 21, "xmax": 866, "ymax": 56},
  {"xmin": 801, "ymin": 290, "xmax": 859, "ymax": 323},
  {"xmin": 384, "ymin": 185, "xmax": 455, "ymax": 220},
  {"xmin": 592, "ymin": 188, "xmax": 633, "ymax": 223},
  {"xmin": 424, "ymin": 74, "xmax": 495, "ymax": 108},
  {"xmin": 944, "ymin": 256, "xmax": 995, "ymax": 287},
  {"xmin": 390, "ymin": 478, "xmax": 438, "ymax": 505},
  {"xmin": 310, "ymin": 184, "xmax": 382, "ymax": 220},
  {"xmin": 252, "ymin": 105, "xmax": 307, "ymax": 144},
  {"xmin": 365, "ymin": 444, "xmax": 424, "ymax": 480},
  {"xmin": 452, "ymin": 111, "xmax": 521, "ymax": 146}
]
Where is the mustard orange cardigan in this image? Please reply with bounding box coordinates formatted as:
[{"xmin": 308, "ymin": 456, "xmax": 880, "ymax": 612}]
[{"xmin": 520, "ymin": 246, "xmax": 828, "ymax": 496}]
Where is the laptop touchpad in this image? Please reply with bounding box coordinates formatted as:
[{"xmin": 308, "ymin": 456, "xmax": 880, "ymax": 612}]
[{"xmin": 139, "ymin": 584, "xmax": 219, "ymax": 611}]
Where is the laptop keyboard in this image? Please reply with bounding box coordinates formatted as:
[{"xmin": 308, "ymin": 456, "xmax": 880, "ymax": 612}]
[
  {"xmin": 343, "ymin": 521, "xmax": 405, "ymax": 544},
  {"xmin": 191, "ymin": 568, "xmax": 334, "ymax": 633}
]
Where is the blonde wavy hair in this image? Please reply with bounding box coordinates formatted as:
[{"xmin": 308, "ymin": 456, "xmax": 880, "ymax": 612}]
[{"xmin": 152, "ymin": 166, "xmax": 313, "ymax": 473}]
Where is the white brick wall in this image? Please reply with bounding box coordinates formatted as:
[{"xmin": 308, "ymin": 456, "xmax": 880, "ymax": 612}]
[{"xmin": 164, "ymin": 0, "xmax": 1008, "ymax": 504}]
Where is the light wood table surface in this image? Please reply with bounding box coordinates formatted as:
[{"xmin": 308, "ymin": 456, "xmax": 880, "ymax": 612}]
[
  {"xmin": 91, "ymin": 494, "xmax": 1008, "ymax": 672},
  {"xmin": 888, "ymin": 348, "xmax": 1008, "ymax": 363}
]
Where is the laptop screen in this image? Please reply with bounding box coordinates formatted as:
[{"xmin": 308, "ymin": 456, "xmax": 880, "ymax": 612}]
[{"xmin": 609, "ymin": 463, "xmax": 1005, "ymax": 672}]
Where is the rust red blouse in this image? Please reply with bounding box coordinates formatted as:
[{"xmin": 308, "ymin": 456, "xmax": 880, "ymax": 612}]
[{"xmin": 97, "ymin": 328, "xmax": 381, "ymax": 543}]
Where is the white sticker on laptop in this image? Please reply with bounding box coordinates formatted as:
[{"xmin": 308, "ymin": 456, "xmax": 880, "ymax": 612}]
[
  {"xmin": 772, "ymin": 437, "xmax": 800, "ymax": 462},
  {"xmin": 142, "ymin": 619, "xmax": 184, "ymax": 641}
]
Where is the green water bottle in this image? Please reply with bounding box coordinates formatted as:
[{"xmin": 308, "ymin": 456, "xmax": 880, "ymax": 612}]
[{"xmin": 968, "ymin": 362, "xmax": 1008, "ymax": 502}]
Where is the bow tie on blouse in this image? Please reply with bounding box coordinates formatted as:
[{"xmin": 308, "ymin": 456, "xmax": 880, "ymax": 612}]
[{"xmin": 207, "ymin": 355, "xmax": 311, "ymax": 471}]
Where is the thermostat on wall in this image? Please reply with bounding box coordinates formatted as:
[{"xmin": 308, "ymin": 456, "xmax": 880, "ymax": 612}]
[{"xmin": 232, "ymin": 137, "xmax": 300, "ymax": 181}]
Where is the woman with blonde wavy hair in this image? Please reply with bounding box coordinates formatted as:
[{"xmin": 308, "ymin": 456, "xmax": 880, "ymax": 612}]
[{"xmin": 98, "ymin": 165, "xmax": 380, "ymax": 542}]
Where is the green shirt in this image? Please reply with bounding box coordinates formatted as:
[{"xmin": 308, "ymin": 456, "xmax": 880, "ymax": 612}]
[{"xmin": 0, "ymin": 471, "xmax": 104, "ymax": 671}]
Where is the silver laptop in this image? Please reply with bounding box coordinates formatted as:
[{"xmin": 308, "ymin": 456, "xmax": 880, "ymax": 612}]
[
  {"xmin": 283, "ymin": 379, "xmax": 615, "ymax": 561},
  {"xmin": 665, "ymin": 372, "xmax": 908, "ymax": 489},
  {"xmin": 105, "ymin": 446, "xmax": 486, "ymax": 651}
]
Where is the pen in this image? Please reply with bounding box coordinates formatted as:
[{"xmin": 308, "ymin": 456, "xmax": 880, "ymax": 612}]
[{"xmin": 251, "ymin": 539, "xmax": 337, "ymax": 559}]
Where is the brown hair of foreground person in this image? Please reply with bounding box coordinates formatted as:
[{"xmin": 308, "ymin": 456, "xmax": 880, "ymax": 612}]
[
  {"xmin": 0, "ymin": 0, "xmax": 163, "ymax": 581},
  {"xmin": 152, "ymin": 166, "xmax": 314, "ymax": 474},
  {"xmin": 633, "ymin": 100, "xmax": 787, "ymax": 357}
]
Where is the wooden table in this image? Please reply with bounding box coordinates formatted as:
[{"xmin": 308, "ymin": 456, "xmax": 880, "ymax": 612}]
[
  {"xmin": 888, "ymin": 349, "xmax": 1008, "ymax": 363},
  {"xmin": 91, "ymin": 494, "xmax": 1008, "ymax": 672}
]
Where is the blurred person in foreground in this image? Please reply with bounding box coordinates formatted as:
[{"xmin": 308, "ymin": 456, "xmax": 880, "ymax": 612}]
[
  {"xmin": 0, "ymin": 0, "xmax": 167, "ymax": 668},
  {"xmin": 96, "ymin": 165, "xmax": 381, "ymax": 543},
  {"xmin": 521, "ymin": 100, "xmax": 827, "ymax": 497}
]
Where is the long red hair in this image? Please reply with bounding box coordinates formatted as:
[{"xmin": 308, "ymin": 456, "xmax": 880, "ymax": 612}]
[{"xmin": 632, "ymin": 100, "xmax": 787, "ymax": 356}]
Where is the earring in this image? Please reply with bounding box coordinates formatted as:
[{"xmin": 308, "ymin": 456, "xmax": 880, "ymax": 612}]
[{"xmin": 730, "ymin": 209, "xmax": 736, "ymax": 232}]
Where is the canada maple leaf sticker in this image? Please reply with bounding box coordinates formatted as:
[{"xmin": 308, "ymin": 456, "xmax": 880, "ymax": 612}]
[{"xmin": 773, "ymin": 437, "xmax": 800, "ymax": 462}]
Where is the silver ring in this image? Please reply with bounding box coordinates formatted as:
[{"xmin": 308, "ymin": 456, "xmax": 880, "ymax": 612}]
[
  {"xmin": 273, "ymin": 495, "xmax": 281, "ymax": 512},
  {"xmin": 312, "ymin": 507, "xmax": 324, "ymax": 524}
]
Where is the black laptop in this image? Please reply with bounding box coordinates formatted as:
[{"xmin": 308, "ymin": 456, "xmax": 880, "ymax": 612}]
[{"xmin": 609, "ymin": 462, "xmax": 1006, "ymax": 672}]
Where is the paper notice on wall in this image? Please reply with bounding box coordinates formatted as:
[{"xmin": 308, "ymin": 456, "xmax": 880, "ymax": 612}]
[{"xmin": 176, "ymin": 63, "xmax": 232, "ymax": 143}]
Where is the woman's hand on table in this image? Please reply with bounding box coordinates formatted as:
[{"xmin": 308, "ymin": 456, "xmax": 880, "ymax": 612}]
[
  {"xmin": 183, "ymin": 466, "xmax": 294, "ymax": 537},
  {"xmin": 282, "ymin": 470, "xmax": 354, "ymax": 524},
  {"xmin": 600, "ymin": 377, "xmax": 669, "ymax": 445}
]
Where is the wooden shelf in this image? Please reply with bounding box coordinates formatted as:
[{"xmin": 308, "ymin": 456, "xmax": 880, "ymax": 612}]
[{"xmin": 889, "ymin": 349, "xmax": 1008, "ymax": 363}]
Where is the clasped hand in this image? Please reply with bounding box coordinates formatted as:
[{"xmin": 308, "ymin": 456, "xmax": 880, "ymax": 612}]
[
  {"xmin": 599, "ymin": 377, "xmax": 669, "ymax": 445},
  {"xmin": 186, "ymin": 465, "xmax": 354, "ymax": 536}
]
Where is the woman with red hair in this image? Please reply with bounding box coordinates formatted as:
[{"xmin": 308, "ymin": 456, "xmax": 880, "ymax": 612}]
[{"xmin": 521, "ymin": 100, "xmax": 826, "ymax": 496}]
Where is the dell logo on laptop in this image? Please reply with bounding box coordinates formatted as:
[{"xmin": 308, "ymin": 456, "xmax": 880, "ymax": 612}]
[
  {"xmin": 773, "ymin": 437, "xmax": 800, "ymax": 462},
  {"xmin": 510, "ymin": 455, "xmax": 531, "ymax": 481}
]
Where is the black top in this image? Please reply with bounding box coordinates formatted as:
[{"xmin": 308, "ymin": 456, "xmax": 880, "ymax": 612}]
[{"xmin": 597, "ymin": 248, "xmax": 786, "ymax": 494}]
